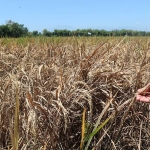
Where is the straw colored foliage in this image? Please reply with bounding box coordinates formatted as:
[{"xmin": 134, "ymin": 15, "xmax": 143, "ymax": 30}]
[{"xmin": 0, "ymin": 36, "xmax": 150, "ymax": 149}]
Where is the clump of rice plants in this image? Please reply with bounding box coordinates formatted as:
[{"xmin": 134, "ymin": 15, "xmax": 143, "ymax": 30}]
[{"xmin": 0, "ymin": 36, "xmax": 150, "ymax": 149}]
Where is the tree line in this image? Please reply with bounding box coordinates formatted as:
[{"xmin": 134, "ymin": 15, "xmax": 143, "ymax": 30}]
[{"xmin": 0, "ymin": 20, "xmax": 150, "ymax": 38}]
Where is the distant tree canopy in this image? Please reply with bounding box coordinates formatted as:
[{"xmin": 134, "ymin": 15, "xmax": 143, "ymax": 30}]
[
  {"xmin": 41, "ymin": 29, "xmax": 150, "ymax": 37},
  {"xmin": 0, "ymin": 20, "xmax": 28, "ymax": 37},
  {"xmin": 43, "ymin": 29, "xmax": 51, "ymax": 36},
  {"xmin": 0, "ymin": 20, "xmax": 150, "ymax": 37}
]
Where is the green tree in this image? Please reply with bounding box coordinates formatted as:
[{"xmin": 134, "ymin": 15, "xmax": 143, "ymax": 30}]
[
  {"xmin": 6, "ymin": 20, "xmax": 28, "ymax": 37},
  {"xmin": 32, "ymin": 30, "xmax": 39, "ymax": 36},
  {"xmin": 43, "ymin": 29, "xmax": 51, "ymax": 36},
  {"xmin": 0, "ymin": 25, "xmax": 10, "ymax": 37}
]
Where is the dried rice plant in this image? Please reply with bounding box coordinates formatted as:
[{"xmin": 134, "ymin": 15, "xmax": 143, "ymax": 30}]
[{"xmin": 0, "ymin": 36, "xmax": 150, "ymax": 149}]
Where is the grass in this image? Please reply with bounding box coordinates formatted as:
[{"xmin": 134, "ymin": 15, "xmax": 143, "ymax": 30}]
[{"xmin": 0, "ymin": 36, "xmax": 150, "ymax": 149}]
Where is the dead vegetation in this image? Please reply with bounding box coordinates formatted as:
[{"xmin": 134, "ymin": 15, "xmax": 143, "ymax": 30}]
[{"xmin": 0, "ymin": 36, "xmax": 150, "ymax": 149}]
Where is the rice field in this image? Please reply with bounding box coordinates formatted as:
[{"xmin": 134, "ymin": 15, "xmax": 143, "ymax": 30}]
[{"xmin": 0, "ymin": 36, "xmax": 150, "ymax": 149}]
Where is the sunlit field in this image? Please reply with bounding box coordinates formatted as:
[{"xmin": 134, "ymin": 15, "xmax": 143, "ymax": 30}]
[{"xmin": 1, "ymin": 36, "xmax": 150, "ymax": 149}]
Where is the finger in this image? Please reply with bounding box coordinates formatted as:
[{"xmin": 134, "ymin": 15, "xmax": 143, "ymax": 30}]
[
  {"xmin": 137, "ymin": 88, "xmax": 145, "ymax": 93},
  {"xmin": 136, "ymin": 94, "xmax": 142, "ymax": 100},
  {"xmin": 136, "ymin": 95, "xmax": 150, "ymax": 103}
]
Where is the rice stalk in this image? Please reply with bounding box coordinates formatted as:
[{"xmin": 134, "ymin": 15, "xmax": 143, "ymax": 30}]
[
  {"xmin": 84, "ymin": 93, "xmax": 117, "ymax": 150},
  {"xmin": 9, "ymin": 83, "xmax": 19, "ymax": 150},
  {"xmin": 80, "ymin": 108, "xmax": 86, "ymax": 150}
]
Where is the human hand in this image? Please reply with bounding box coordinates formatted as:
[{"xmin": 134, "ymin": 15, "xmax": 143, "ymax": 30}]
[{"xmin": 136, "ymin": 83, "xmax": 150, "ymax": 103}]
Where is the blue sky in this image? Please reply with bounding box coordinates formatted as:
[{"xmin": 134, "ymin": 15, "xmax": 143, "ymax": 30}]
[{"xmin": 0, "ymin": 0, "xmax": 150, "ymax": 32}]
